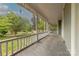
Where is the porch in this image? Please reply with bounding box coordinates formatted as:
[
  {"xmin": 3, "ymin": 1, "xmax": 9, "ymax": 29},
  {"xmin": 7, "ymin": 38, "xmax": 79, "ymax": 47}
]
[{"xmin": 15, "ymin": 33, "xmax": 70, "ymax": 56}]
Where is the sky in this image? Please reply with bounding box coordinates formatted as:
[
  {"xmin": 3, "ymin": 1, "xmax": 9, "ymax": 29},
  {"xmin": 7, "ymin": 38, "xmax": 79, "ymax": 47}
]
[{"xmin": 0, "ymin": 3, "xmax": 33, "ymax": 23}]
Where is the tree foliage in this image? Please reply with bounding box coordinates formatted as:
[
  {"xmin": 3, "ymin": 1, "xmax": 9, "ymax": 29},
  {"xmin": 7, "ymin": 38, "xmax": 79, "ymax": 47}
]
[
  {"xmin": 7, "ymin": 12, "xmax": 26, "ymax": 35},
  {"xmin": 22, "ymin": 18, "xmax": 32, "ymax": 32},
  {"xmin": 37, "ymin": 18, "xmax": 45, "ymax": 31},
  {"xmin": 0, "ymin": 12, "xmax": 31, "ymax": 37},
  {"xmin": 0, "ymin": 16, "xmax": 11, "ymax": 36},
  {"xmin": 49, "ymin": 24, "xmax": 57, "ymax": 31}
]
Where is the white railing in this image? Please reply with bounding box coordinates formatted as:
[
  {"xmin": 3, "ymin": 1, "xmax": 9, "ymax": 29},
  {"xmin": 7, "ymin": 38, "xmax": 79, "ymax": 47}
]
[{"xmin": 0, "ymin": 32, "xmax": 49, "ymax": 56}]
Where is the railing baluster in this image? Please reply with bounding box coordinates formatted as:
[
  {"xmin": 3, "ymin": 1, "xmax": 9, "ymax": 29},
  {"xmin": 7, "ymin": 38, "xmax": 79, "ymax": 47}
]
[
  {"xmin": 31, "ymin": 36, "xmax": 33, "ymax": 44},
  {"xmin": 0, "ymin": 32, "xmax": 48, "ymax": 56},
  {"xmin": 21, "ymin": 39, "xmax": 22, "ymax": 48},
  {"xmin": 23, "ymin": 38, "xmax": 24, "ymax": 48},
  {"xmin": 20, "ymin": 39, "xmax": 22, "ymax": 49},
  {"xmin": 30, "ymin": 36, "xmax": 32, "ymax": 44},
  {"xmin": 17, "ymin": 39, "xmax": 19, "ymax": 51},
  {"xmin": 12, "ymin": 40, "xmax": 13, "ymax": 55},
  {"xmin": 24, "ymin": 38, "xmax": 26, "ymax": 47},
  {"xmin": 25, "ymin": 38, "xmax": 26, "ymax": 47},
  {"xmin": 24, "ymin": 38, "xmax": 25, "ymax": 47},
  {"xmin": 21, "ymin": 38, "xmax": 23, "ymax": 48},
  {"xmin": 26, "ymin": 38, "xmax": 27, "ymax": 47},
  {"xmin": 22, "ymin": 39, "xmax": 23, "ymax": 48},
  {"xmin": 6, "ymin": 42, "xmax": 8, "ymax": 56},
  {"xmin": 29, "ymin": 37, "xmax": 30, "ymax": 45},
  {"xmin": 0, "ymin": 42, "xmax": 2, "ymax": 56}
]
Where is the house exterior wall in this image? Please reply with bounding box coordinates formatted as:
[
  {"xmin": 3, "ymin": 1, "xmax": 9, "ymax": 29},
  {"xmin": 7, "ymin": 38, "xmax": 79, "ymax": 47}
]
[
  {"xmin": 62, "ymin": 4, "xmax": 71, "ymax": 53},
  {"xmin": 63, "ymin": 3, "xmax": 79, "ymax": 56},
  {"xmin": 75, "ymin": 4, "xmax": 79, "ymax": 56}
]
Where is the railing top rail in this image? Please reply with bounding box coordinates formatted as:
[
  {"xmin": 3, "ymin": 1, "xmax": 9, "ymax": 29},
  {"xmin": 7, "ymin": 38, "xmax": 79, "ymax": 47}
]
[{"xmin": 0, "ymin": 32, "xmax": 48, "ymax": 43}]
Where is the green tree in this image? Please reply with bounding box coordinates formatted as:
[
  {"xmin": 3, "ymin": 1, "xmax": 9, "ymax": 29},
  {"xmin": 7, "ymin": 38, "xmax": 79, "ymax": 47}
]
[
  {"xmin": 0, "ymin": 11, "xmax": 32, "ymax": 37},
  {"xmin": 37, "ymin": 18, "xmax": 45, "ymax": 31},
  {"xmin": 7, "ymin": 12, "xmax": 26, "ymax": 35},
  {"xmin": 49, "ymin": 24, "xmax": 57, "ymax": 31},
  {"xmin": 0, "ymin": 16, "xmax": 11, "ymax": 37},
  {"xmin": 22, "ymin": 18, "xmax": 32, "ymax": 33},
  {"xmin": 7, "ymin": 12, "xmax": 32, "ymax": 35}
]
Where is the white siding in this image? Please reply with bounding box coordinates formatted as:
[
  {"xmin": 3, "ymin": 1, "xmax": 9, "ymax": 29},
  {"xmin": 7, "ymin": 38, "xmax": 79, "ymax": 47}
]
[
  {"xmin": 63, "ymin": 4, "xmax": 71, "ymax": 52},
  {"xmin": 75, "ymin": 4, "xmax": 79, "ymax": 55}
]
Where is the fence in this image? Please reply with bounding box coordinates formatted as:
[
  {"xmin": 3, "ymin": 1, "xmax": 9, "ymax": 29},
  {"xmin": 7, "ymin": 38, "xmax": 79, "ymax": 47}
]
[{"xmin": 0, "ymin": 32, "xmax": 49, "ymax": 56}]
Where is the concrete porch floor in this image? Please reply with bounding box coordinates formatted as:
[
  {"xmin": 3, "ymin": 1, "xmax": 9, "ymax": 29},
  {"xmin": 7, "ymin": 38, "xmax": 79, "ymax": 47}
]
[{"xmin": 15, "ymin": 33, "xmax": 70, "ymax": 56}]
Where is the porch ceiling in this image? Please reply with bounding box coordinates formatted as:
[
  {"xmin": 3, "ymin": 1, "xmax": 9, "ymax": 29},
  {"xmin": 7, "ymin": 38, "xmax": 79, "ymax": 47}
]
[{"xmin": 19, "ymin": 3, "xmax": 65, "ymax": 24}]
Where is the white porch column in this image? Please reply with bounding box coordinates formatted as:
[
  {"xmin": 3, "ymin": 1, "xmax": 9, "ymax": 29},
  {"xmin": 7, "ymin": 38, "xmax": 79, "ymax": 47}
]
[
  {"xmin": 35, "ymin": 14, "xmax": 39, "ymax": 41},
  {"xmin": 63, "ymin": 3, "xmax": 71, "ymax": 54},
  {"xmin": 71, "ymin": 3, "xmax": 76, "ymax": 56},
  {"xmin": 73, "ymin": 3, "xmax": 79, "ymax": 56}
]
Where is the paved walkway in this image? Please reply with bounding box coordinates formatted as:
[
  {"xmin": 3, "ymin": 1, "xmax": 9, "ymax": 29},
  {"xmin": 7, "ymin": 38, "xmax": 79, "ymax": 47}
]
[{"xmin": 15, "ymin": 33, "xmax": 70, "ymax": 56}]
